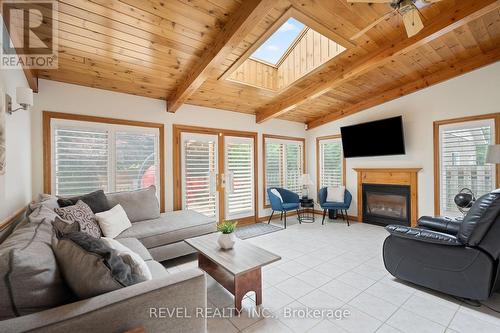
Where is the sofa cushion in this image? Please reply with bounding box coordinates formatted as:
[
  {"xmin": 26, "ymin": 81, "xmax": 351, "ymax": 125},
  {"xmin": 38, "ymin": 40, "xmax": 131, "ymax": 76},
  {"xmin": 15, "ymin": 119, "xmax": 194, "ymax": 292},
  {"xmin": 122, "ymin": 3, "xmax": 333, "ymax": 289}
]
[
  {"xmin": 106, "ymin": 186, "xmax": 160, "ymax": 223},
  {"xmin": 146, "ymin": 260, "xmax": 170, "ymax": 279},
  {"xmin": 116, "ymin": 210, "xmax": 216, "ymax": 249},
  {"xmin": 55, "ymin": 201, "xmax": 102, "ymax": 238},
  {"xmin": 0, "ymin": 206, "xmax": 73, "ymax": 320},
  {"xmin": 57, "ymin": 190, "xmax": 110, "ymax": 214},
  {"xmin": 116, "ymin": 238, "xmax": 153, "ymax": 261},
  {"xmin": 53, "ymin": 232, "xmax": 145, "ymax": 299}
]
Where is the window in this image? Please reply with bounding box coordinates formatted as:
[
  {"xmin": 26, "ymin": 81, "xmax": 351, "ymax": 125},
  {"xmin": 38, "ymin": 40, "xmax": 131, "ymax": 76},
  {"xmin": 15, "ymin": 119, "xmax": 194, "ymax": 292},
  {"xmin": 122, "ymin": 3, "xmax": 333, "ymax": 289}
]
[
  {"xmin": 263, "ymin": 135, "xmax": 305, "ymax": 204},
  {"xmin": 437, "ymin": 117, "xmax": 497, "ymax": 216},
  {"xmin": 250, "ymin": 17, "xmax": 305, "ymax": 66},
  {"xmin": 46, "ymin": 114, "xmax": 163, "ymax": 208},
  {"xmin": 318, "ymin": 136, "xmax": 344, "ymax": 189}
]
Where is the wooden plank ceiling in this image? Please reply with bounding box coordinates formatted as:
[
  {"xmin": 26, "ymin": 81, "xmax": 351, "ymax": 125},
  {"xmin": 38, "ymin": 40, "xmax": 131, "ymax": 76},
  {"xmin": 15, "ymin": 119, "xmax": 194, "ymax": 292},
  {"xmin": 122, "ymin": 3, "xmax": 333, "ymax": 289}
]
[{"xmin": 26, "ymin": 0, "xmax": 500, "ymax": 128}]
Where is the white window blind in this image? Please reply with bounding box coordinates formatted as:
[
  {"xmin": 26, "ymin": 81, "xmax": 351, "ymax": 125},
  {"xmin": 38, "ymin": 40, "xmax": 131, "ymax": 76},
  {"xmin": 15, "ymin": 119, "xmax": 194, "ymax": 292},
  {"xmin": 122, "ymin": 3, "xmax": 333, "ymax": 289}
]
[
  {"xmin": 54, "ymin": 127, "xmax": 109, "ymax": 196},
  {"xmin": 182, "ymin": 137, "xmax": 217, "ymax": 218},
  {"xmin": 439, "ymin": 119, "xmax": 496, "ymax": 216},
  {"xmin": 225, "ymin": 137, "xmax": 254, "ymax": 219},
  {"xmin": 319, "ymin": 138, "xmax": 343, "ymax": 188},
  {"xmin": 52, "ymin": 119, "xmax": 160, "ymax": 197},
  {"xmin": 264, "ymin": 137, "xmax": 304, "ymax": 204}
]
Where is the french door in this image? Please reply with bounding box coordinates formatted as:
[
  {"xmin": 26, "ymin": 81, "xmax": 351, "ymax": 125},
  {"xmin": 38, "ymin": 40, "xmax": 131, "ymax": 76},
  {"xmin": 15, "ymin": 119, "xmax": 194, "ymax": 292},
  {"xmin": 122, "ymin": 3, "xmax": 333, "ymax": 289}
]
[
  {"xmin": 181, "ymin": 133, "xmax": 219, "ymax": 220},
  {"xmin": 224, "ymin": 136, "xmax": 255, "ymax": 221},
  {"xmin": 176, "ymin": 126, "xmax": 257, "ymax": 224}
]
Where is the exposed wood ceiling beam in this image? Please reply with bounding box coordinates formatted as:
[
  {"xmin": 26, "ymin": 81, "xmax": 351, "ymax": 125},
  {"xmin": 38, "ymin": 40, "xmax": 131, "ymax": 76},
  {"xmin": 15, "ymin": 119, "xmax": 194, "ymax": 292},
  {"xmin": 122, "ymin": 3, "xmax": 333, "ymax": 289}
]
[
  {"xmin": 306, "ymin": 47, "xmax": 500, "ymax": 130},
  {"xmin": 21, "ymin": 68, "xmax": 38, "ymax": 93},
  {"xmin": 166, "ymin": 0, "xmax": 275, "ymax": 113},
  {"xmin": 255, "ymin": 0, "xmax": 500, "ymax": 123},
  {"xmin": 1, "ymin": 11, "xmax": 39, "ymax": 92}
]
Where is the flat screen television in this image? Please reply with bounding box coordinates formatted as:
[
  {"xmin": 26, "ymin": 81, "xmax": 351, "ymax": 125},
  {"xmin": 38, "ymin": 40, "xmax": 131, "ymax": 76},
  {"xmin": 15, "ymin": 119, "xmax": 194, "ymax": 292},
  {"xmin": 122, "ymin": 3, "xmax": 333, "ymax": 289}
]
[{"xmin": 340, "ymin": 116, "xmax": 405, "ymax": 158}]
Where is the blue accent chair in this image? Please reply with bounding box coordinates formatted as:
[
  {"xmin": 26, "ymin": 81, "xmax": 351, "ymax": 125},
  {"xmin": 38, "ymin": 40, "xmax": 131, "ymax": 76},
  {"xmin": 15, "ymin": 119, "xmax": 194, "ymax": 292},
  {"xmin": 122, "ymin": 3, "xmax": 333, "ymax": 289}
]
[
  {"xmin": 318, "ymin": 187, "xmax": 352, "ymax": 226},
  {"xmin": 267, "ymin": 188, "xmax": 301, "ymax": 229}
]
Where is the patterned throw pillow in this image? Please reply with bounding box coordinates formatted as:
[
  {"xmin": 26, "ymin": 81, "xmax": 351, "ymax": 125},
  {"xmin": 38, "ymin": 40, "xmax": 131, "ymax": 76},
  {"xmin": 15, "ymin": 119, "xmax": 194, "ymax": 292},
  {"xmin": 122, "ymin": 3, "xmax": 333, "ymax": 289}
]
[{"xmin": 54, "ymin": 200, "xmax": 102, "ymax": 238}]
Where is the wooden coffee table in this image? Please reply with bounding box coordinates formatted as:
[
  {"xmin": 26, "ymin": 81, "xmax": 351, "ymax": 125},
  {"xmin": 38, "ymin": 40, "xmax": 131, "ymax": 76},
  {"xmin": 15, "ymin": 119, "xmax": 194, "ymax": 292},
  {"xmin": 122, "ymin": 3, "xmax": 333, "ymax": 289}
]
[{"xmin": 185, "ymin": 233, "xmax": 281, "ymax": 312}]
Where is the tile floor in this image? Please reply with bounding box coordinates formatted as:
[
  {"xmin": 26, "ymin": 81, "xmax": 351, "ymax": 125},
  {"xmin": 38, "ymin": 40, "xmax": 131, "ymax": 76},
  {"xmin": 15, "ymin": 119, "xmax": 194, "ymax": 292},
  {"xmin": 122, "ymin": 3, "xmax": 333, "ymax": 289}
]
[{"xmin": 164, "ymin": 217, "xmax": 500, "ymax": 333}]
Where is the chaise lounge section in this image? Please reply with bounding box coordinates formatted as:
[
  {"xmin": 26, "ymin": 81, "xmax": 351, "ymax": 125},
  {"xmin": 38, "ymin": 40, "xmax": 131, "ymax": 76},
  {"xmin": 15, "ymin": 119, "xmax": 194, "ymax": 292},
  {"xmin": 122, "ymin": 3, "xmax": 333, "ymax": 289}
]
[{"xmin": 0, "ymin": 186, "xmax": 216, "ymax": 332}]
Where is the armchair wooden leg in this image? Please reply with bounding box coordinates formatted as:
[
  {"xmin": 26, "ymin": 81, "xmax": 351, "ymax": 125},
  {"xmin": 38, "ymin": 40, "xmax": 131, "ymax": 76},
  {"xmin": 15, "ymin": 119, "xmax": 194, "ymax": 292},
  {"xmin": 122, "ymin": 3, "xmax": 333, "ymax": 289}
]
[
  {"xmin": 345, "ymin": 210, "xmax": 350, "ymax": 226},
  {"xmin": 268, "ymin": 211, "xmax": 274, "ymax": 224},
  {"xmin": 284, "ymin": 212, "xmax": 287, "ymax": 229},
  {"xmin": 280, "ymin": 211, "xmax": 283, "ymax": 221},
  {"xmin": 322, "ymin": 209, "xmax": 327, "ymax": 225}
]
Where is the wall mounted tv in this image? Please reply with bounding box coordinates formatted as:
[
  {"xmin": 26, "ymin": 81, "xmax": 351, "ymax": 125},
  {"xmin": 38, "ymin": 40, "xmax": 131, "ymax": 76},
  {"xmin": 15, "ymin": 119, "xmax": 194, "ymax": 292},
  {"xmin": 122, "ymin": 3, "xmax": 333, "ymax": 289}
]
[{"xmin": 340, "ymin": 116, "xmax": 406, "ymax": 158}]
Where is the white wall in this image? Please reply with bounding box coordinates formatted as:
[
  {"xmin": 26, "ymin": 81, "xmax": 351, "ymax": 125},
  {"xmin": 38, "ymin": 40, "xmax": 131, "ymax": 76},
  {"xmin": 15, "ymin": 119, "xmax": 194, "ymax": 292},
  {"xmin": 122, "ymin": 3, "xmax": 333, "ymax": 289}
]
[
  {"xmin": 0, "ymin": 67, "xmax": 32, "ymax": 221},
  {"xmin": 306, "ymin": 62, "xmax": 500, "ymax": 218},
  {"xmin": 32, "ymin": 79, "xmax": 306, "ymax": 218}
]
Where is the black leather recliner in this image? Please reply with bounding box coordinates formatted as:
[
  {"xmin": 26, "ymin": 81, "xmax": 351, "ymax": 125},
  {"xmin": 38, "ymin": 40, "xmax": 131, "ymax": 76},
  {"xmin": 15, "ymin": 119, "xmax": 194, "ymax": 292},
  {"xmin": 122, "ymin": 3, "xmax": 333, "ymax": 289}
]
[{"xmin": 383, "ymin": 189, "xmax": 500, "ymax": 300}]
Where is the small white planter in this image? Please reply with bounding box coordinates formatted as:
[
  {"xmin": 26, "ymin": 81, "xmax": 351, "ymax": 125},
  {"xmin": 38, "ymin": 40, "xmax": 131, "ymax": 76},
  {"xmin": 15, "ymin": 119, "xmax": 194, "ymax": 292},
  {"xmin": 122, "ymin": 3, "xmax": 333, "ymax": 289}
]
[{"xmin": 218, "ymin": 233, "xmax": 236, "ymax": 250}]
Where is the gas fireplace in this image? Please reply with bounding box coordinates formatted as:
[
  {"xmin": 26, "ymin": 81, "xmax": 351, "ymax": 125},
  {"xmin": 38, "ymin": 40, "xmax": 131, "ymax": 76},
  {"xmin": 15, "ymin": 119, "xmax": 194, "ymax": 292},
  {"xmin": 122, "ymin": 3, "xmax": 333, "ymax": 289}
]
[{"xmin": 362, "ymin": 184, "xmax": 411, "ymax": 226}]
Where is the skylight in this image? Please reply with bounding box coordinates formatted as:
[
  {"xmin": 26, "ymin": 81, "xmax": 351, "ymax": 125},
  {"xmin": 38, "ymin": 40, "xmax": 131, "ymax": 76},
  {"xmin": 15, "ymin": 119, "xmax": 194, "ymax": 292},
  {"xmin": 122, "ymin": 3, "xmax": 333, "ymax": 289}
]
[{"xmin": 250, "ymin": 17, "xmax": 305, "ymax": 66}]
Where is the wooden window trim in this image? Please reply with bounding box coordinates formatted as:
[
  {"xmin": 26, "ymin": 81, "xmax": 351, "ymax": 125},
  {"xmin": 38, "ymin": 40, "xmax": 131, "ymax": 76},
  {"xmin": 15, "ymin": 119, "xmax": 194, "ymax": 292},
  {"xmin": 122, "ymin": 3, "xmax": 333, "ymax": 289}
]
[
  {"xmin": 43, "ymin": 111, "xmax": 166, "ymax": 212},
  {"xmin": 172, "ymin": 124, "xmax": 258, "ymax": 224},
  {"xmin": 433, "ymin": 112, "xmax": 500, "ymax": 216},
  {"xmin": 263, "ymin": 134, "xmax": 306, "ymax": 208},
  {"xmin": 315, "ymin": 134, "xmax": 346, "ymax": 195}
]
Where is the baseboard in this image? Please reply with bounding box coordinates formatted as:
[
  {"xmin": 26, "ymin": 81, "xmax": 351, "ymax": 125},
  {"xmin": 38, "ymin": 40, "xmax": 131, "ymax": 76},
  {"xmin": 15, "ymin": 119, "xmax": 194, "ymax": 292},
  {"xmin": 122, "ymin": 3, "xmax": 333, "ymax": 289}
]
[
  {"xmin": 257, "ymin": 210, "xmax": 359, "ymax": 223},
  {"xmin": 257, "ymin": 210, "xmax": 300, "ymax": 223},
  {"xmin": 0, "ymin": 206, "xmax": 26, "ymax": 231}
]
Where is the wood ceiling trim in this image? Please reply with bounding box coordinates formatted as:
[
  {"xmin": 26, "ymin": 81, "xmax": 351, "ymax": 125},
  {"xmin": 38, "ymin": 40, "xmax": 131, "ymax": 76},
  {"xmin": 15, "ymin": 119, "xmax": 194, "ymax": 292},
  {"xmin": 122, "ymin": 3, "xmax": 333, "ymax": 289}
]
[
  {"xmin": 255, "ymin": 0, "xmax": 500, "ymax": 124},
  {"xmin": 166, "ymin": 0, "xmax": 276, "ymax": 113},
  {"xmin": 306, "ymin": 46, "xmax": 500, "ymax": 130}
]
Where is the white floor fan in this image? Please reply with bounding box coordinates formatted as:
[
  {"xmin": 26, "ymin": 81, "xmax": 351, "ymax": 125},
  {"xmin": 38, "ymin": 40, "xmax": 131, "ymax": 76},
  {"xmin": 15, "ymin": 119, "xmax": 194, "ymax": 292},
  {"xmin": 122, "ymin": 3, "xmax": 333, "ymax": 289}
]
[{"xmin": 348, "ymin": 0, "xmax": 443, "ymax": 39}]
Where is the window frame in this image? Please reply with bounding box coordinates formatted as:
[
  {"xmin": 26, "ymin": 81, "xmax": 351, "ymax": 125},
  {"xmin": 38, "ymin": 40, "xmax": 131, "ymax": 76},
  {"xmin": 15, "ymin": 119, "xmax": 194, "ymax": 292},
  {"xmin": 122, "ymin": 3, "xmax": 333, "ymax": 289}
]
[
  {"xmin": 316, "ymin": 134, "xmax": 345, "ymax": 194},
  {"xmin": 433, "ymin": 113, "xmax": 500, "ymax": 216},
  {"xmin": 43, "ymin": 111, "xmax": 165, "ymax": 212},
  {"xmin": 262, "ymin": 134, "xmax": 306, "ymax": 208}
]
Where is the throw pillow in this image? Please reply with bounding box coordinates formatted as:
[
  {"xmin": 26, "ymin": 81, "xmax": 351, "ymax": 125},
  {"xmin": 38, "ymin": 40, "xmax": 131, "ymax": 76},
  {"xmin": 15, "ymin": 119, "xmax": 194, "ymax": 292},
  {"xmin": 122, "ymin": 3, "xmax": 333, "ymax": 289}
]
[
  {"xmin": 100, "ymin": 237, "xmax": 152, "ymax": 281},
  {"xmin": 54, "ymin": 200, "xmax": 102, "ymax": 238},
  {"xmin": 0, "ymin": 208, "xmax": 73, "ymax": 320},
  {"xmin": 106, "ymin": 185, "xmax": 160, "ymax": 223},
  {"xmin": 327, "ymin": 186, "xmax": 345, "ymax": 203},
  {"xmin": 95, "ymin": 204, "xmax": 132, "ymax": 238},
  {"xmin": 270, "ymin": 188, "xmax": 283, "ymax": 203},
  {"xmin": 57, "ymin": 189, "xmax": 110, "ymax": 213},
  {"xmin": 52, "ymin": 232, "xmax": 145, "ymax": 299}
]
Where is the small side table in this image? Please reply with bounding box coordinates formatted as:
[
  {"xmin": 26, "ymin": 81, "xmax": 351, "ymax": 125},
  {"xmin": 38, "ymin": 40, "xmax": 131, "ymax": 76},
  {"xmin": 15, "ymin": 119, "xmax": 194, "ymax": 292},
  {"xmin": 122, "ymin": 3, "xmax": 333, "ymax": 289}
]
[{"xmin": 299, "ymin": 198, "xmax": 315, "ymax": 223}]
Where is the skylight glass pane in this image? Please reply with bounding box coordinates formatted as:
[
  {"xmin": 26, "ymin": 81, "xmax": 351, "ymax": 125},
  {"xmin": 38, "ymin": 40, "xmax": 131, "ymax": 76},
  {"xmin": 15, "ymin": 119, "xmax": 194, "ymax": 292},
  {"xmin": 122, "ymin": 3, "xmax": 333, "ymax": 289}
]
[{"xmin": 251, "ymin": 17, "xmax": 305, "ymax": 66}]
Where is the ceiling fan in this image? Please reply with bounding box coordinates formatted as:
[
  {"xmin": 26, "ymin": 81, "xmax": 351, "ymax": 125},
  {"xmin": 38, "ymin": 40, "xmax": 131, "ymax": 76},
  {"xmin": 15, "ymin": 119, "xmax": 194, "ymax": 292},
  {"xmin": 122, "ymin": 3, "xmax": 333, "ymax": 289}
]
[{"xmin": 348, "ymin": 0, "xmax": 442, "ymax": 40}]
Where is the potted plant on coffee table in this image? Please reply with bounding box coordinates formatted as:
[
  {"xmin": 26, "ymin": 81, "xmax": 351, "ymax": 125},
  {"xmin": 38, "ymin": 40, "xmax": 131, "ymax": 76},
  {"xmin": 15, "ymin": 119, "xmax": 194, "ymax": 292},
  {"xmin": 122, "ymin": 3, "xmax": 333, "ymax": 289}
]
[{"xmin": 217, "ymin": 221, "xmax": 238, "ymax": 250}]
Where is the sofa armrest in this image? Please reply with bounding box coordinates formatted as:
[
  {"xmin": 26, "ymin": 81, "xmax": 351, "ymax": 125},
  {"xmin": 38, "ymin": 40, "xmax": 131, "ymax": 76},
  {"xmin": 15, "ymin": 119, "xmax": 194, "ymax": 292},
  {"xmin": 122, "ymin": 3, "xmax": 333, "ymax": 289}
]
[
  {"xmin": 386, "ymin": 225, "xmax": 463, "ymax": 246},
  {"xmin": 417, "ymin": 216, "xmax": 461, "ymax": 235},
  {"xmin": 0, "ymin": 269, "xmax": 207, "ymax": 333}
]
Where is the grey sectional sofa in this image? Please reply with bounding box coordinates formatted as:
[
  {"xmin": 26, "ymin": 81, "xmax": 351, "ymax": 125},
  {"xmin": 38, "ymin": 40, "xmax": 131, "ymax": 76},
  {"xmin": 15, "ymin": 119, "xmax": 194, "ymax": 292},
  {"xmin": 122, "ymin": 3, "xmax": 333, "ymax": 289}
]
[
  {"xmin": 107, "ymin": 187, "xmax": 217, "ymax": 262},
  {"xmin": 0, "ymin": 187, "xmax": 217, "ymax": 333}
]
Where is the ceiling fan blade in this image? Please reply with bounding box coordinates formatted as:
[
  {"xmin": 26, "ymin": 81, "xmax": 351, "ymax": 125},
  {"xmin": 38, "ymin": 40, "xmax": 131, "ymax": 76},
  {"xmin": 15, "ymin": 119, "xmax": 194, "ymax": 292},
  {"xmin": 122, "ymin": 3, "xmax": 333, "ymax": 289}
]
[
  {"xmin": 347, "ymin": 0, "xmax": 393, "ymax": 3},
  {"xmin": 350, "ymin": 9, "xmax": 397, "ymax": 40},
  {"xmin": 402, "ymin": 8, "xmax": 424, "ymax": 37}
]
